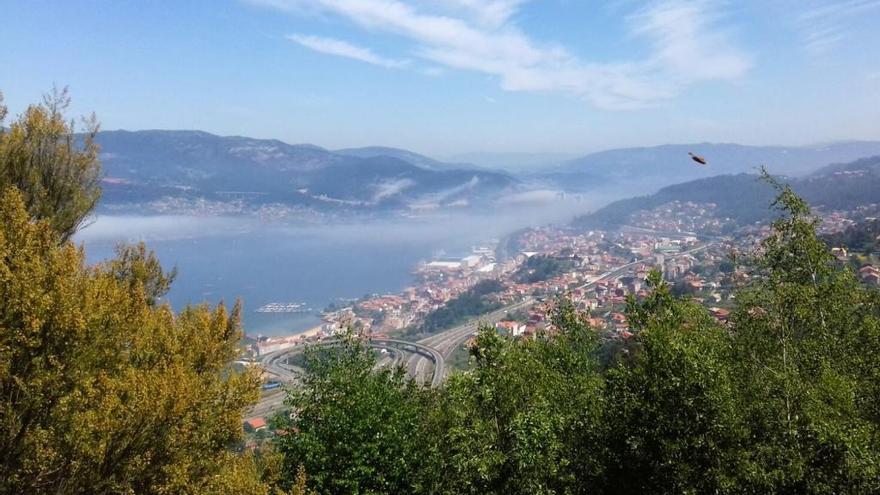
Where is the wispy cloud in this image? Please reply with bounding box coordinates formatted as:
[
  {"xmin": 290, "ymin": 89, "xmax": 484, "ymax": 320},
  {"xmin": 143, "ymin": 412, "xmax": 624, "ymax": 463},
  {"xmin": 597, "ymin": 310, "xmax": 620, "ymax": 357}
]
[
  {"xmin": 287, "ymin": 34, "xmax": 409, "ymax": 68},
  {"xmin": 792, "ymin": 0, "xmax": 880, "ymax": 55},
  {"xmin": 259, "ymin": 0, "xmax": 751, "ymax": 109},
  {"xmin": 434, "ymin": 0, "xmax": 529, "ymax": 27},
  {"xmin": 629, "ymin": 1, "xmax": 752, "ymax": 81},
  {"xmin": 372, "ymin": 178, "xmax": 416, "ymax": 201}
]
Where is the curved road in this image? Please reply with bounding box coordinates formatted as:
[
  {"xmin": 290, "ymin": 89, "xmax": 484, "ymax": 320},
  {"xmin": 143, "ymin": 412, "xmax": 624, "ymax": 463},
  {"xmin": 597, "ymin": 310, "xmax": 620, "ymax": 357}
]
[
  {"xmin": 247, "ymin": 242, "xmax": 714, "ymax": 420},
  {"xmin": 402, "ymin": 243, "xmax": 713, "ymax": 380},
  {"xmin": 247, "ymin": 337, "xmax": 446, "ymax": 420}
]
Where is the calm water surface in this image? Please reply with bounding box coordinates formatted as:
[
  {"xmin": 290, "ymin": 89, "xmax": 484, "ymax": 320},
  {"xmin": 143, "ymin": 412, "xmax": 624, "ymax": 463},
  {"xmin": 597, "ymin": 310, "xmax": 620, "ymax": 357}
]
[{"xmin": 77, "ymin": 198, "xmax": 604, "ymax": 337}]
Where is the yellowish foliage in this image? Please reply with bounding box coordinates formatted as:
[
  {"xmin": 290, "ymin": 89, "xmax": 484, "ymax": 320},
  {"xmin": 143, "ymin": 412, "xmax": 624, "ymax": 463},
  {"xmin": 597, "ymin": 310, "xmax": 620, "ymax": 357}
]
[
  {"xmin": 0, "ymin": 188, "xmax": 263, "ymax": 494},
  {"xmin": 0, "ymin": 87, "xmax": 101, "ymax": 241}
]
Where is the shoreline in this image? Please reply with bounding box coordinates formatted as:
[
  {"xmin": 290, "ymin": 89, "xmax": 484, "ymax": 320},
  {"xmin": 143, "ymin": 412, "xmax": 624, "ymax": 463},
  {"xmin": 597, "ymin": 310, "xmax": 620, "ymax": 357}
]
[
  {"xmin": 295, "ymin": 324, "xmax": 324, "ymax": 340},
  {"xmin": 245, "ymin": 322, "xmax": 325, "ymax": 343}
]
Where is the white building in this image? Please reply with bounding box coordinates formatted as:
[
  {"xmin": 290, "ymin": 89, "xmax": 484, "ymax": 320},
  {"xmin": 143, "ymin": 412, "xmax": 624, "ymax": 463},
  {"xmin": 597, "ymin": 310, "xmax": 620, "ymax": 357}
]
[
  {"xmin": 425, "ymin": 260, "xmax": 462, "ymax": 270},
  {"xmin": 496, "ymin": 321, "xmax": 526, "ymax": 337},
  {"xmin": 461, "ymin": 255, "xmax": 481, "ymax": 268}
]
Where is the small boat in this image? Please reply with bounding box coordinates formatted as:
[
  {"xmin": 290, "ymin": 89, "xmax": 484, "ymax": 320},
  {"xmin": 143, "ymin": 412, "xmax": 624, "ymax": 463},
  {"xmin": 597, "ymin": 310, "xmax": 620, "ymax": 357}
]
[{"xmin": 255, "ymin": 302, "xmax": 312, "ymax": 313}]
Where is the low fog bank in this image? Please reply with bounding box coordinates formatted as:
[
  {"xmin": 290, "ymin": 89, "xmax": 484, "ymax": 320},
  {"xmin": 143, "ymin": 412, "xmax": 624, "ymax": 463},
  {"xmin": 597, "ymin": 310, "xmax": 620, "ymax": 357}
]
[
  {"xmin": 72, "ymin": 191, "xmax": 623, "ymax": 337},
  {"xmin": 77, "ymin": 191, "xmax": 620, "ymax": 248}
]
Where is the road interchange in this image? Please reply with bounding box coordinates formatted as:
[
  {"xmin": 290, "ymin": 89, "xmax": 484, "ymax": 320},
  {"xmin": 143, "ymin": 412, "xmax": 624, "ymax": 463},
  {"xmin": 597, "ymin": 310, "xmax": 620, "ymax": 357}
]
[{"xmin": 246, "ymin": 240, "xmax": 713, "ymax": 420}]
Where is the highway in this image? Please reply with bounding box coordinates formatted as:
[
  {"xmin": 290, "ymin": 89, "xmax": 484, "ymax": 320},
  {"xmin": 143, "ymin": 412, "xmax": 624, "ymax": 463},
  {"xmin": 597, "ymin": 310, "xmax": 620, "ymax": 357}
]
[
  {"xmin": 246, "ymin": 337, "xmax": 446, "ymax": 420},
  {"xmin": 401, "ymin": 242, "xmax": 712, "ymax": 380},
  {"xmin": 246, "ymin": 241, "xmax": 714, "ymax": 420},
  {"xmin": 404, "ymin": 297, "xmax": 535, "ymax": 384}
]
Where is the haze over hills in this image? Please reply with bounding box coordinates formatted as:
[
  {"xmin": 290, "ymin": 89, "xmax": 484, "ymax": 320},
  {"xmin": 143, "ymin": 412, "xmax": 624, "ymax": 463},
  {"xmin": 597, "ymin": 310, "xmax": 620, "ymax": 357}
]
[
  {"xmin": 95, "ymin": 130, "xmax": 517, "ymax": 214},
  {"xmin": 334, "ymin": 146, "xmax": 474, "ymax": 171},
  {"xmin": 574, "ymin": 155, "xmax": 880, "ymax": 231},
  {"xmin": 540, "ymin": 141, "xmax": 880, "ymax": 192},
  {"xmin": 93, "ymin": 130, "xmax": 880, "ymax": 220},
  {"xmin": 445, "ymin": 152, "xmax": 579, "ymax": 171}
]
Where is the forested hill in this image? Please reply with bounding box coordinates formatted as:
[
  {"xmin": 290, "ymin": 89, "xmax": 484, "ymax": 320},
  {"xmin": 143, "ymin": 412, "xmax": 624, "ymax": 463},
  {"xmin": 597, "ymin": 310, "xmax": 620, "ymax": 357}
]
[
  {"xmin": 95, "ymin": 130, "xmax": 516, "ymax": 212},
  {"xmin": 811, "ymin": 154, "xmax": 880, "ymax": 176},
  {"xmin": 574, "ymin": 155, "xmax": 880, "ymax": 230},
  {"xmin": 538, "ymin": 141, "xmax": 880, "ymax": 192}
]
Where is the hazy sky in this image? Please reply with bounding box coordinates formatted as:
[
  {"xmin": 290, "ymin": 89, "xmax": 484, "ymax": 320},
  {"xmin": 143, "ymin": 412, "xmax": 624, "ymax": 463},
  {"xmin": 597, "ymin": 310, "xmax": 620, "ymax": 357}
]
[{"xmin": 2, "ymin": 0, "xmax": 878, "ymax": 156}]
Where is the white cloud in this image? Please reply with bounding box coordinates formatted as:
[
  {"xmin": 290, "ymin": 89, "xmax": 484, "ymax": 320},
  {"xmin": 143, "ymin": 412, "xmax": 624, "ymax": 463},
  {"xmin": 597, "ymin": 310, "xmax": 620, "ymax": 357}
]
[
  {"xmin": 433, "ymin": 0, "xmax": 529, "ymax": 27},
  {"xmin": 287, "ymin": 34, "xmax": 409, "ymax": 68},
  {"xmin": 792, "ymin": 0, "xmax": 880, "ymax": 55},
  {"xmin": 629, "ymin": 1, "xmax": 752, "ymax": 81},
  {"xmin": 257, "ymin": 0, "xmax": 751, "ymax": 109}
]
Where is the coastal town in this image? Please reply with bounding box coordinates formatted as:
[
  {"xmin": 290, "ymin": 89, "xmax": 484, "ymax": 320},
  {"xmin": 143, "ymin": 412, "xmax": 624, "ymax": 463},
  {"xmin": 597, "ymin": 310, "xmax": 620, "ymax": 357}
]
[
  {"xmin": 246, "ymin": 197, "xmax": 880, "ymax": 359},
  {"xmin": 240, "ymin": 195, "xmax": 880, "ymax": 447}
]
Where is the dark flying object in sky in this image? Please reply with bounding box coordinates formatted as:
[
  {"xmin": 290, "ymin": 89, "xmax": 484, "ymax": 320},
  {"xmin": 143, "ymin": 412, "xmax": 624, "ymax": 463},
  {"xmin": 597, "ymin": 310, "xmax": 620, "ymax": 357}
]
[{"xmin": 688, "ymin": 152, "xmax": 707, "ymax": 165}]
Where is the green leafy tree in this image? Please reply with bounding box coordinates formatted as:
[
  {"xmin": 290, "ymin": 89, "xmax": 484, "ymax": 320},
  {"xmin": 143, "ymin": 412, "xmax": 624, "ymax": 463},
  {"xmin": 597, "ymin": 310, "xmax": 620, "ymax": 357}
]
[
  {"xmin": 603, "ymin": 271, "xmax": 744, "ymax": 493},
  {"xmin": 730, "ymin": 171, "xmax": 880, "ymax": 492},
  {"xmin": 421, "ymin": 279, "xmax": 504, "ymax": 333},
  {"xmin": 275, "ymin": 332, "xmax": 428, "ymax": 494},
  {"xmin": 0, "ymin": 87, "xmax": 101, "ymax": 241},
  {"xmin": 0, "ymin": 188, "xmax": 264, "ymax": 494},
  {"xmin": 513, "ymin": 255, "xmax": 575, "ymax": 284},
  {"xmin": 423, "ymin": 300, "xmax": 605, "ymax": 495},
  {"xmin": 270, "ymin": 173, "xmax": 880, "ymax": 493}
]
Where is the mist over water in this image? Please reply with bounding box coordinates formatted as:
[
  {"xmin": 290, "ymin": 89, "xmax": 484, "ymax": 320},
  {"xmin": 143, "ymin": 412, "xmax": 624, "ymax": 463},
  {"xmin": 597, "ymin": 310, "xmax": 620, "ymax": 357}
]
[{"xmin": 76, "ymin": 195, "xmax": 610, "ymax": 337}]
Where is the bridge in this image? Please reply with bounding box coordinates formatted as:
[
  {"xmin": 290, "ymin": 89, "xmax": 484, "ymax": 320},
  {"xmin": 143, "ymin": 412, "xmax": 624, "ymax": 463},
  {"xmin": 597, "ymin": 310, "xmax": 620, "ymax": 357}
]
[{"xmin": 256, "ymin": 337, "xmax": 445, "ymax": 386}]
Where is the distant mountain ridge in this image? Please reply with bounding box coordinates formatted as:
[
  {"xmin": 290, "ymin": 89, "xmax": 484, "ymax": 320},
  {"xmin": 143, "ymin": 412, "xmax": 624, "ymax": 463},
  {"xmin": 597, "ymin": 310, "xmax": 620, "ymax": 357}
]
[
  {"xmin": 95, "ymin": 130, "xmax": 516, "ymax": 213},
  {"xmin": 334, "ymin": 146, "xmax": 474, "ymax": 171},
  {"xmin": 574, "ymin": 155, "xmax": 880, "ymax": 231},
  {"xmin": 542, "ymin": 141, "xmax": 880, "ymax": 192},
  {"xmin": 93, "ymin": 130, "xmax": 880, "ymax": 218},
  {"xmin": 446, "ymin": 151, "xmax": 578, "ymax": 171}
]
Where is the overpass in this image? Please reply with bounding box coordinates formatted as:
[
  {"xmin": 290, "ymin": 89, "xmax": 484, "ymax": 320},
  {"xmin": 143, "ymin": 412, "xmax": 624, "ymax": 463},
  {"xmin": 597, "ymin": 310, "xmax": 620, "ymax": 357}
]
[
  {"xmin": 248, "ymin": 240, "xmax": 716, "ymax": 419},
  {"xmin": 258, "ymin": 337, "xmax": 444, "ymax": 385},
  {"xmin": 402, "ymin": 242, "xmax": 715, "ymax": 380}
]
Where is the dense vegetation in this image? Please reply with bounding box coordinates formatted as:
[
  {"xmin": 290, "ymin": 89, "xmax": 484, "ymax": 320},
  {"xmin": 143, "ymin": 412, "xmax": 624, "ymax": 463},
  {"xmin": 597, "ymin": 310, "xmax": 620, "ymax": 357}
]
[
  {"xmin": 513, "ymin": 254, "xmax": 576, "ymax": 284},
  {"xmin": 0, "ymin": 88, "xmax": 101, "ymax": 241},
  {"xmin": 574, "ymin": 173, "xmax": 777, "ymax": 229},
  {"xmin": 0, "ymin": 91, "xmax": 269, "ymax": 494},
  {"xmin": 278, "ymin": 177, "xmax": 880, "ymax": 494},
  {"xmin": 421, "ymin": 279, "xmax": 504, "ymax": 333},
  {"xmin": 6, "ymin": 89, "xmax": 880, "ymax": 493}
]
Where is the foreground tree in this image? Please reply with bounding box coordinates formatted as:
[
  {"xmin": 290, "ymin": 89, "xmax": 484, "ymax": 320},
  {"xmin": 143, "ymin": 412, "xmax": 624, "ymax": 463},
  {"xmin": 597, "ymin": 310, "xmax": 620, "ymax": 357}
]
[
  {"xmin": 275, "ymin": 333, "xmax": 428, "ymax": 494},
  {"xmin": 423, "ymin": 301, "xmax": 605, "ymax": 495},
  {"xmin": 731, "ymin": 173, "xmax": 880, "ymax": 492},
  {"xmin": 0, "ymin": 188, "xmax": 264, "ymax": 494},
  {"xmin": 603, "ymin": 271, "xmax": 745, "ymax": 493},
  {"xmin": 273, "ymin": 174, "xmax": 880, "ymax": 493},
  {"xmin": 104, "ymin": 241, "xmax": 178, "ymax": 306},
  {"xmin": 0, "ymin": 88, "xmax": 101, "ymax": 241}
]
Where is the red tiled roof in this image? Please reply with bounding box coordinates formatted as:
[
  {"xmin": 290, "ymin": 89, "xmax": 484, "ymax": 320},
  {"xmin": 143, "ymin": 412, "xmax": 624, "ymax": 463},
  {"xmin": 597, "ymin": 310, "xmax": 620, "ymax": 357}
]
[{"xmin": 245, "ymin": 418, "xmax": 267, "ymax": 429}]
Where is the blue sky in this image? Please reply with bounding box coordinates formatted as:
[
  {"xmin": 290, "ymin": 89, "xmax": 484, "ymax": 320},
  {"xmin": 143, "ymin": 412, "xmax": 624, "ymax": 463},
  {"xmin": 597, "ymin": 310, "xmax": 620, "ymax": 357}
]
[{"xmin": 1, "ymin": 0, "xmax": 878, "ymax": 156}]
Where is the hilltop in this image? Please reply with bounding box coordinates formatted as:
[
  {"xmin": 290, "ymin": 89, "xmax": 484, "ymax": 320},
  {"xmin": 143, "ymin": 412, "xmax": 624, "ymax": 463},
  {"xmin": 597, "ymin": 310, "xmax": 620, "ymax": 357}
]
[
  {"xmin": 574, "ymin": 155, "xmax": 880, "ymax": 231},
  {"xmin": 537, "ymin": 141, "xmax": 880, "ymax": 192},
  {"xmin": 95, "ymin": 130, "xmax": 517, "ymax": 215}
]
